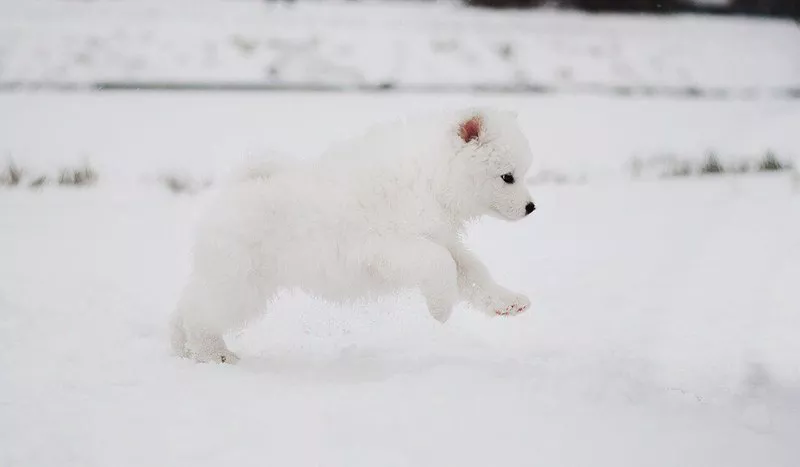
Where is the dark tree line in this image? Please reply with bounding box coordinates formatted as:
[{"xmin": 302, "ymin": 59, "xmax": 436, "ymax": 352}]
[{"xmin": 464, "ymin": 0, "xmax": 799, "ymax": 18}]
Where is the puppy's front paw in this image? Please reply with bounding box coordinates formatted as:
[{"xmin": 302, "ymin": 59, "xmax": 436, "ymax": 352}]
[{"xmin": 486, "ymin": 292, "xmax": 530, "ymax": 317}]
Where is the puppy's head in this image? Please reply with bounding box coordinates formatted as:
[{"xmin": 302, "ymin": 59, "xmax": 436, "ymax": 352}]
[{"xmin": 451, "ymin": 108, "xmax": 535, "ymax": 221}]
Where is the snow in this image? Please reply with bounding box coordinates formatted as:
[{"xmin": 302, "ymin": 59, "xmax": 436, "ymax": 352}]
[
  {"xmin": 1, "ymin": 2, "xmax": 800, "ymax": 463},
  {"xmin": 2, "ymin": 178, "xmax": 799, "ymax": 466},
  {"xmin": 1, "ymin": 91, "xmax": 800, "ymax": 466},
  {"xmin": 1, "ymin": 1, "xmax": 799, "ymax": 93}
]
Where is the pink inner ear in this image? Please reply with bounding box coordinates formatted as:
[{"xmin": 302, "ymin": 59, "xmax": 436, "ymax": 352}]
[{"xmin": 458, "ymin": 116, "xmax": 482, "ymax": 143}]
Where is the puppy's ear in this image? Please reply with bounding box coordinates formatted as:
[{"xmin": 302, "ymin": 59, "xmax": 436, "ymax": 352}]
[{"xmin": 458, "ymin": 115, "xmax": 483, "ymax": 143}]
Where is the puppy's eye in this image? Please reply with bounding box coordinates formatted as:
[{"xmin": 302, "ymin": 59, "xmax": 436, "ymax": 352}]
[{"xmin": 501, "ymin": 173, "xmax": 515, "ymax": 184}]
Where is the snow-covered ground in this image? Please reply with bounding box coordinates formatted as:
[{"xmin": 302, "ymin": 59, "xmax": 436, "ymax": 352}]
[
  {"xmin": 1, "ymin": 0, "xmax": 799, "ymax": 94},
  {"xmin": 1, "ymin": 91, "xmax": 799, "ymax": 466}
]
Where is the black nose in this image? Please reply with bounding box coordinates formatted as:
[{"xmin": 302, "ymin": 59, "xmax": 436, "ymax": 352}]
[{"xmin": 525, "ymin": 202, "xmax": 536, "ymax": 215}]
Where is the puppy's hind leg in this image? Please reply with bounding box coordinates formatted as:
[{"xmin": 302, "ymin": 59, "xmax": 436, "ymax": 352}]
[
  {"xmin": 172, "ymin": 274, "xmax": 270, "ymax": 364},
  {"xmin": 368, "ymin": 238, "xmax": 459, "ymax": 323},
  {"xmin": 171, "ymin": 283, "xmax": 237, "ymax": 364}
]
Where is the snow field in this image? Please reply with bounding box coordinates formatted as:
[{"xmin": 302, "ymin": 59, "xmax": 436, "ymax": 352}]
[
  {"xmin": 1, "ymin": 169, "xmax": 799, "ymax": 467},
  {"xmin": 1, "ymin": 1, "xmax": 798, "ymax": 93}
]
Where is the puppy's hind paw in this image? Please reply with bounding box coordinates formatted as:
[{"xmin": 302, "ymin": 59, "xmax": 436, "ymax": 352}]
[
  {"xmin": 184, "ymin": 331, "xmax": 240, "ymax": 364},
  {"xmin": 188, "ymin": 347, "xmax": 240, "ymax": 365},
  {"xmin": 217, "ymin": 350, "xmax": 240, "ymax": 364}
]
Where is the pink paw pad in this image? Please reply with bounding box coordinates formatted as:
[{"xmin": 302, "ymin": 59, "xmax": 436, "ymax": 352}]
[{"xmin": 495, "ymin": 303, "xmax": 528, "ymax": 316}]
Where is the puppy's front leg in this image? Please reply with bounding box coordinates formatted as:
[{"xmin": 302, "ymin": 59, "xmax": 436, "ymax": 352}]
[
  {"xmin": 367, "ymin": 237, "xmax": 459, "ymax": 323},
  {"xmin": 449, "ymin": 243, "xmax": 530, "ymax": 317}
]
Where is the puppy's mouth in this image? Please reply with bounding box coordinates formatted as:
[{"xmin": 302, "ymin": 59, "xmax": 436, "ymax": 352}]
[{"xmin": 489, "ymin": 206, "xmax": 526, "ymax": 222}]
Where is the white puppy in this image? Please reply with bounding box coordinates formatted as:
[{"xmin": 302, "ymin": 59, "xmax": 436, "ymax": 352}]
[{"xmin": 171, "ymin": 107, "xmax": 536, "ymax": 363}]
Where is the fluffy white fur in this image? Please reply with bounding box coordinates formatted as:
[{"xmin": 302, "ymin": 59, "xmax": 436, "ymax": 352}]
[{"xmin": 171, "ymin": 107, "xmax": 536, "ymax": 363}]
